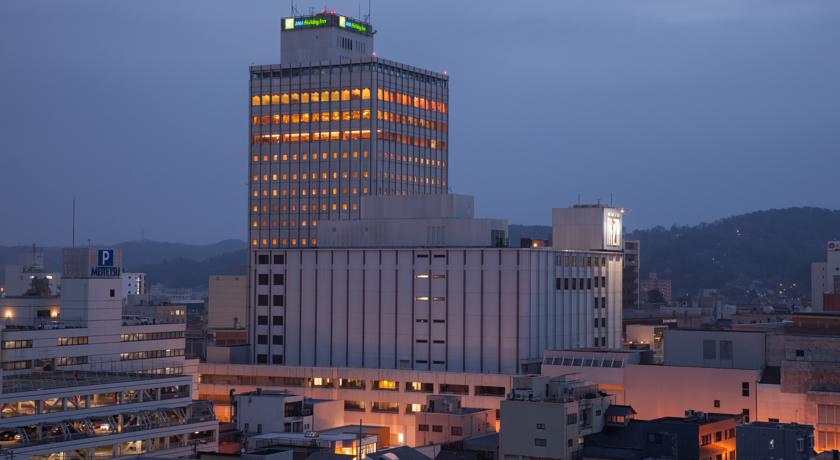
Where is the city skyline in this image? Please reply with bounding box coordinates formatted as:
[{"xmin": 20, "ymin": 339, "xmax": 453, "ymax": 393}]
[{"xmin": 1, "ymin": 0, "xmax": 839, "ymax": 246}]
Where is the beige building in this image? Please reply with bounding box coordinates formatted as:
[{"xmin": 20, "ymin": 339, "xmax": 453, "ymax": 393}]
[
  {"xmin": 414, "ymin": 395, "xmax": 494, "ymax": 446},
  {"xmin": 499, "ymin": 374, "xmax": 611, "ymax": 460},
  {"xmin": 208, "ymin": 275, "xmax": 247, "ymax": 330}
]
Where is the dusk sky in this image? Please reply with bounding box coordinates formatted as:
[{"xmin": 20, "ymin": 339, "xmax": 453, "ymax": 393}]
[{"xmin": 1, "ymin": 0, "xmax": 838, "ymax": 246}]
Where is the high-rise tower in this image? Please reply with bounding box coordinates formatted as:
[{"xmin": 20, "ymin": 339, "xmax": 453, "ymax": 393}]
[{"xmin": 248, "ymin": 11, "xmax": 449, "ymax": 250}]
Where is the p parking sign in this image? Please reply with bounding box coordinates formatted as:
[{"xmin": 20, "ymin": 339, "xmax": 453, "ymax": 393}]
[{"xmin": 98, "ymin": 249, "xmax": 114, "ymax": 267}]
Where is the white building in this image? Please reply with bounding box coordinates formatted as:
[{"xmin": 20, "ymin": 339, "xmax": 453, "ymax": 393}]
[
  {"xmin": 811, "ymin": 241, "xmax": 840, "ymax": 311},
  {"xmin": 0, "ymin": 247, "xmax": 218, "ymax": 460},
  {"xmin": 121, "ymin": 273, "xmax": 146, "ymax": 298},
  {"xmin": 249, "ymin": 196, "xmax": 624, "ymax": 372}
]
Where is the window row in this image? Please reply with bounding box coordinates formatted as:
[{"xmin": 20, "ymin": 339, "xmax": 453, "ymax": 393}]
[
  {"xmin": 252, "ymin": 238, "xmax": 316, "ymax": 248},
  {"xmin": 377, "ymin": 89, "xmax": 447, "ymax": 113},
  {"xmin": 418, "ymin": 424, "xmax": 463, "ymax": 435},
  {"xmin": 56, "ymin": 356, "xmax": 89, "ymax": 366},
  {"xmin": 120, "ymin": 331, "xmax": 185, "ymax": 342},
  {"xmin": 381, "ymin": 172, "xmax": 444, "ymax": 185},
  {"xmin": 256, "ymin": 295, "xmax": 285, "ymax": 307},
  {"xmin": 252, "ymin": 170, "xmax": 370, "ymax": 182},
  {"xmin": 252, "ymin": 187, "xmax": 370, "ymax": 199},
  {"xmin": 252, "ymin": 130, "xmax": 371, "ymax": 144},
  {"xmin": 1, "ymin": 340, "xmax": 32, "ymax": 349},
  {"xmin": 58, "ymin": 336, "xmax": 89, "ymax": 346},
  {"xmin": 555, "ymin": 277, "xmax": 608, "ymax": 290},
  {"xmin": 383, "ymin": 152, "xmax": 446, "ymax": 168},
  {"xmin": 555, "ymin": 254, "xmax": 610, "ymax": 267},
  {"xmin": 252, "ymin": 201, "xmax": 366, "ymax": 214},
  {"xmin": 251, "ymin": 151, "xmax": 369, "ymax": 162},
  {"xmin": 251, "ymin": 88, "xmax": 371, "ymax": 106},
  {"xmin": 377, "ymin": 110, "xmax": 447, "ymax": 132},
  {"xmin": 256, "ymin": 335, "xmax": 284, "ymax": 345},
  {"xmin": 543, "ymin": 355, "xmax": 625, "ymax": 368},
  {"xmin": 252, "ymin": 109, "xmax": 371, "ymax": 125},
  {"xmin": 257, "ymin": 274, "xmax": 285, "ymax": 286},
  {"xmin": 119, "ymin": 349, "xmax": 184, "ymax": 361}
]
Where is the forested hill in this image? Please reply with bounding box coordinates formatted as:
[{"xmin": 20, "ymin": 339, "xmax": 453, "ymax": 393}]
[
  {"xmin": 512, "ymin": 207, "xmax": 840, "ymax": 297},
  {"xmin": 3, "ymin": 207, "xmax": 838, "ymax": 293}
]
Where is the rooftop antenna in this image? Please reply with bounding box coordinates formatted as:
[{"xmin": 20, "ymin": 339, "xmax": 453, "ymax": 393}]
[
  {"xmin": 72, "ymin": 198, "xmax": 76, "ymax": 248},
  {"xmin": 577, "ymin": 193, "xmax": 581, "ymax": 205},
  {"xmin": 610, "ymin": 193, "xmax": 614, "ymax": 207}
]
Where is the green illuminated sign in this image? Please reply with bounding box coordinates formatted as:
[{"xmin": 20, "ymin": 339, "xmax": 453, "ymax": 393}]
[{"xmin": 283, "ymin": 14, "xmax": 370, "ymax": 35}]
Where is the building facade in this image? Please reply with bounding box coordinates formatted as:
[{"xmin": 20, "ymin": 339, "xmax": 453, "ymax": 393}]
[
  {"xmin": 811, "ymin": 241, "xmax": 840, "ymax": 311},
  {"xmin": 0, "ymin": 247, "xmax": 218, "ymax": 460},
  {"xmin": 248, "ymin": 12, "xmax": 449, "ymax": 251},
  {"xmin": 499, "ymin": 374, "xmax": 611, "ymax": 460}
]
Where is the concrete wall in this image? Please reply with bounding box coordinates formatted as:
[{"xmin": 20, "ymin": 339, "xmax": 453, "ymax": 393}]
[
  {"xmin": 625, "ymin": 364, "xmax": 759, "ymax": 421},
  {"xmin": 251, "ymin": 248, "xmax": 622, "ymax": 373},
  {"xmin": 663, "ymin": 329, "xmax": 765, "ymax": 370},
  {"xmin": 208, "ymin": 275, "xmax": 248, "ymax": 330}
]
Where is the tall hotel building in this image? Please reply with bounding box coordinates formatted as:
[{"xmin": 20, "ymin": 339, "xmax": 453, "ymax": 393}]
[
  {"xmin": 204, "ymin": 12, "xmax": 624, "ymax": 446},
  {"xmin": 249, "ymin": 11, "xmax": 449, "ymax": 250}
]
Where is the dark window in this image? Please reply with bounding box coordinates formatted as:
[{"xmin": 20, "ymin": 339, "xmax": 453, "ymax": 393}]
[
  {"xmin": 258, "ymin": 254, "xmax": 269, "ymax": 264},
  {"xmin": 273, "ymin": 254, "xmax": 285, "ymax": 264},
  {"xmin": 432, "ymin": 425, "xmax": 443, "ymax": 433},
  {"xmin": 256, "ymin": 354, "xmax": 267, "ymax": 364},
  {"xmin": 742, "ymin": 408, "xmax": 750, "ymax": 423},
  {"xmin": 568, "ymin": 439, "xmax": 573, "ymax": 447},
  {"xmin": 273, "ymin": 274, "xmax": 284, "ymax": 285},
  {"xmin": 742, "ymin": 382, "xmax": 750, "ymax": 397},
  {"xmin": 534, "ymin": 438, "xmax": 547, "ymax": 447},
  {"xmin": 594, "ymin": 318, "xmax": 599, "ymax": 328},
  {"xmin": 714, "ymin": 400, "xmax": 720, "ymax": 408},
  {"xmin": 257, "ymin": 316, "xmax": 268, "ymax": 325},
  {"xmin": 715, "ymin": 431, "xmax": 722, "ymax": 442},
  {"xmin": 720, "ymin": 340, "xmax": 734, "ymax": 360},
  {"xmin": 567, "ymin": 413, "xmax": 577, "ymax": 425},
  {"xmin": 258, "ymin": 295, "xmax": 269, "ymax": 306},
  {"xmin": 587, "ymin": 278, "xmax": 592, "ymax": 289},
  {"xmin": 273, "ymin": 335, "xmax": 284, "ymax": 345},
  {"xmin": 796, "ymin": 349, "xmax": 805, "ymax": 357},
  {"xmin": 272, "ymin": 316, "xmax": 284, "ymax": 326},
  {"xmin": 601, "ymin": 317, "xmax": 607, "ymax": 327},
  {"xmin": 703, "ymin": 340, "xmax": 717, "ymax": 360},
  {"xmin": 109, "ymin": 289, "xmax": 115, "ymax": 297},
  {"xmin": 556, "ymin": 278, "xmax": 563, "ymax": 290},
  {"xmin": 571, "ymin": 279, "xmax": 577, "ymax": 289},
  {"xmin": 258, "ymin": 274, "xmax": 269, "ymax": 285},
  {"xmin": 272, "ymin": 354, "xmax": 283, "ymax": 364},
  {"xmin": 536, "ymin": 423, "xmax": 545, "ymax": 430},
  {"xmin": 257, "ymin": 335, "xmax": 268, "ymax": 344},
  {"xmin": 451, "ymin": 426, "xmax": 463, "ymax": 436},
  {"xmin": 273, "ymin": 295, "xmax": 284, "ymax": 306},
  {"xmin": 648, "ymin": 433, "xmax": 663, "ymax": 444},
  {"xmin": 564, "ymin": 278, "xmax": 569, "ymax": 289},
  {"xmin": 418, "ymin": 424, "xmax": 429, "ymax": 432}
]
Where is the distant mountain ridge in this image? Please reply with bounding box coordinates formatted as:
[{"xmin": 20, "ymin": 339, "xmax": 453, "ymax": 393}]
[
  {"xmin": 512, "ymin": 207, "xmax": 840, "ymax": 298},
  {"xmin": 2, "ymin": 207, "xmax": 837, "ymax": 294}
]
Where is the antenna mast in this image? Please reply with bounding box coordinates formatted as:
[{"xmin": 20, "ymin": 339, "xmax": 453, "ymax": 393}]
[{"xmin": 72, "ymin": 198, "xmax": 76, "ymax": 248}]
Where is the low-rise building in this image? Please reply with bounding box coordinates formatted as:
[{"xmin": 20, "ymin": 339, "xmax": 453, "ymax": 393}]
[
  {"xmin": 232, "ymin": 389, "xmax": 343, "ymax": 435},
  {"xmin": 736, "ymin": 421, "xmax": 814, "ymax": 460},
  {"xmin": 499, "ymin": 374, "xmax": 611, "ymax": 460},
  {"xmin": 414, "ymin": 395, "xmax": 494, "ymax": 446},
  {"xmin": 583, "ymin": 410, "xmax": 740, "ymax": 460}
]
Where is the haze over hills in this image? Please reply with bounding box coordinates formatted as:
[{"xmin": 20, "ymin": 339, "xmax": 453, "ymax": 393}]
[{"xmin": 1, "ymin": 207, "xmax": 837, "ymax": 297}]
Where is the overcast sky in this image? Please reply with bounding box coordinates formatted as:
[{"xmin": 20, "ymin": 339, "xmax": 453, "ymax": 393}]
[{"xmin": 1, "ymin": 0, "xmax": 838, "ymax": 246}]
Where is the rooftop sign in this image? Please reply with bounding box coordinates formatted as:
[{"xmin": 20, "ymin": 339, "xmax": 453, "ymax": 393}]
[{"xmin": 282, "ymin": 12, "xmax": 372, "ymax": 36}]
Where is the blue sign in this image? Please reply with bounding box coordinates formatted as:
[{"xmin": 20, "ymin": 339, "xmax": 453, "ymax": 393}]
[
  {"xmin": 91, "ymin": 249, "xmax": 120, "ymax": 277},
  {"xmin": 98, "ymin": 249, "xmax": 114, "ymax": 267}
]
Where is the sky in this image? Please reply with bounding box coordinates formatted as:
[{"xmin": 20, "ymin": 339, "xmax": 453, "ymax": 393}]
[{"xmin": 0, "ymin": 0, "xmax": 838, "ymax": 246}]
